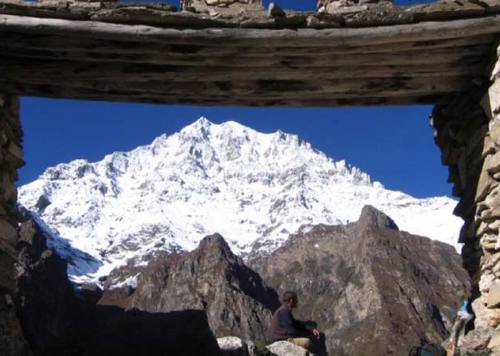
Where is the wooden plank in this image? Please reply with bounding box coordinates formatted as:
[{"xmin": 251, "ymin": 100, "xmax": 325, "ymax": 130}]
[
  {"xmin": 2, "ymin": 31, "xmax": 495, "ymax": 56},
  {"xmin": 0, "ymin": 82, "xmax": 445, "ymax": 106},
  {"xmin": 0, "ymin": 81, "xmax": 442, "ymax": 107},
  {"xmin": 0, "ymin": 59, "xmax": 484, "ymax": 83},
  {"xmin": 0, "ymin": 40, "xmax": 492, "ymax": 68},
  {"xmin": 0, "ymin": 75, "xmax": 472, "ymax": 99},
  {"xmin": 0, "ymin": 56, "xmax": 484, "ymax": 81},
  {"xmin": 0, "ymin": 45, "xmax": 486, "ymax": 81},
  {"xmin": 1, "ymin": 14, "xmax": 500, "ymax": 47}
]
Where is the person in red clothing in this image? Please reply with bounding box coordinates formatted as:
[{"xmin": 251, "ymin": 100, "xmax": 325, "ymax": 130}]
[{"xmin": 267, "ymin": 291, "xmax": 321, "ymax": 350}]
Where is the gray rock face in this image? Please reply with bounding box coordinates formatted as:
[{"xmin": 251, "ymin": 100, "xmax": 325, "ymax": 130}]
[
  {"xmin": 266, "ymin": 341, "xmax": 310, "ymax": 356},
  {"xmin": 251, "ymin": 206, "xmax": 470, "ymax": 356},
  {"xmin": 102, "ymin": 234, "xmax": 280, "ymax": 343},
  {"xmin": 356, "ymin": 204, "xmax": 399, "ymax": 231}
]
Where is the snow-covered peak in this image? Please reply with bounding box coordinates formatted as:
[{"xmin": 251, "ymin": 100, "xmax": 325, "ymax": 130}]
[{"xmin": 18, "ymin": 117, "xmax": 463, "ymax": 286}]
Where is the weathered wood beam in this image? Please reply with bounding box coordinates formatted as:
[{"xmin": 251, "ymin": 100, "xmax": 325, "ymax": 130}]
[
  {"xmin": 1, "ymin": 82, "xmax": 445, "ymax": 106},
  {"xmin": 0, "ymin": 44, "xmax": 489, "ymax": 73},
  {"xmin": 2, "ymin": 32, "xmax": 495, "ymax": 56},
  {"xmin": 1, "ymin": 14, "xmax": 500, "ymax": 47},
  {"xmin": 0, "ymin": 75, "xmax": 473, "ymax": 100},
  {"xmin": 0, "ymin": 57, "xmax": 484, "ymax": 82},
  {"xmin": 0, "ymin": 45, "xmax": 489, "ymax": 69}
]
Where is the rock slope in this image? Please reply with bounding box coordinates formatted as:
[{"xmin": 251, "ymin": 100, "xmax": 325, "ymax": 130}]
[
  {"xmin": 100, "ymin": 234, "xmax": 280, "ymax": 343},
  {"xmin": 251, "ymin": 205, "xmax": 471, "ymax": 355},
  {"xmin": 14, "ymin": 212, "xmax": 222, "ymax": 356},
  {"xmin": 18, "ymin": 117, "xmax": 462, "ymax": 286}
]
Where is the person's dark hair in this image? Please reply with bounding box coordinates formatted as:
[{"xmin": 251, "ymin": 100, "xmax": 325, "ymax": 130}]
[{"xmin": 282, "ymin": 291, "xmax": 297, "ymax": 304}]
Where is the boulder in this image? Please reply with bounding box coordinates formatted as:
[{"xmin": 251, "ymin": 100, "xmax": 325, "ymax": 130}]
[
  {"xmin": 266, "ymin": 341, "xmax": 310, "ymax": 356},
  {"xmin": 218, "ymin": 336, "xmax": 250, "ymax": 356}
]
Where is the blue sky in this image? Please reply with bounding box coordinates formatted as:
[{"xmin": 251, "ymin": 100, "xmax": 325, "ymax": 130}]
[
  {"xmin": 18, "ymin": 0, "xmax": 450, "ymax": 199},
  {"xmin": 20, "ymin": 99, "xmax": 449, "ymax": 198}
]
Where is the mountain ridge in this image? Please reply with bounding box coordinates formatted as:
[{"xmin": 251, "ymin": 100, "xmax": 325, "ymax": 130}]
[{"xmin": 18, "ymin": 117, "xmax": 463, "ymax": 286}]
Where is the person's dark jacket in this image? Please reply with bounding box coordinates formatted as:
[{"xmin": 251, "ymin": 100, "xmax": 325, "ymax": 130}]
[{"xmin": 267, "ymin": 304, "xmax": 312, "ymax": 342}]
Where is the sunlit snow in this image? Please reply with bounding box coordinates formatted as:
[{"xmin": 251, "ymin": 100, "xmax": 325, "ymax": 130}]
[{"xmin": 18, "ymin": 117, "xmax": 463, "ymax": 286}]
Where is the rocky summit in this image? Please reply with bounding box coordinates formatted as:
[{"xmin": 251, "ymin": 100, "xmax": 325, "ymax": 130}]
[
  {"xmin": 18, "ymin": 117, "xmax": 462, "ymax": 288},
  {"xmin": 251, "ymin": 205, "xmax": 471, "ymax": 356},
  {"xmin": 100, "ymin": 233, "xmax": 280, "ymax": 343}
]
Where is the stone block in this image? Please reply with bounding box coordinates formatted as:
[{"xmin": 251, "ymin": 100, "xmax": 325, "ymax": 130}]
[
  {"xmin": 217, "ymin": 336, "xmax": 250, "ymax": 356},
  {"xmin": 182, "ymin": 0, "xmax": 262, "ymax": 13},
  {"xmin": 488, "ymin": 151, "xmax": 500, "ymax": 174},
  {"xmin": 486, "ymin": 187, "xmax": 500, "ymax": 209},
  {"xmin": 0, "ymin": 220, "xmax": 18, "ymax": 247},
  {"xmin": 490, "ymin": 309, "xmax": 500, "ymax": 327},
  {"xmin": 488, "ymin": 282, "xmax": 500, "ymax": 308},
  {"xmin": 4, "ymin": 141, "xmax": 24, "ymax": 169},
  {"xmin": 489, "ymin": 330, "xmax": 500, "ymax": 349},
  {"xmin": 476, "ymin": 167, "xmax": 497, "ymax": 203},
  {"xmin": 266, "ymin": 341, "xmax": 309, "ymax": 356},
  {"xmin": 268, "ymin": 2, "xmax": 285, "ymax": 18},
  {"xmin": 488, "ymin": 80, "xmax": 500, "ymax": 120}
]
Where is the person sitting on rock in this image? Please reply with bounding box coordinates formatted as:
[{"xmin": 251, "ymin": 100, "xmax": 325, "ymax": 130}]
[{"xmin": 267, "ymin": 290, "xmax": 321, "ymax": 350}]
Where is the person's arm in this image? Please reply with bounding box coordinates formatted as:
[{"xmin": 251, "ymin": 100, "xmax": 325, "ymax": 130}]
[{"xmin": 292, "ymin": 316, "xmax": 321, "ymax": 339}]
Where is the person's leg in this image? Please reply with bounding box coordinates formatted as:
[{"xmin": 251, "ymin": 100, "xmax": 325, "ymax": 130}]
[{"xmin": 288, "ymin": 337, "xmax": 311, "ymax": 349}]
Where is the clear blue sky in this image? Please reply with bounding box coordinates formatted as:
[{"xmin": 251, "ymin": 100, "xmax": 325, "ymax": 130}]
[{"xmin": 18, "ymin": 0, "xmax": 450, "ymax": 199}]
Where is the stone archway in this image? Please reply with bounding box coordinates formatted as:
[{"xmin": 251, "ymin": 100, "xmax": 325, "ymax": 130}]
[{"xmin": 2, "ymin": 0, "xmax": 500, "ymax": 353}]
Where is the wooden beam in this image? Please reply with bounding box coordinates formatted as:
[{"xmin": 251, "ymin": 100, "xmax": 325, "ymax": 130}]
[
  {"xmin": 1, "ymin": 14, "xmax": 500, "ymax": 47},
  {"xmin": 1, "ymin": 32, "xmax": 495, "ymax": 56},
  {"xmin": 0, "ymin": 57, "xmax": 484, "ymax": 82}
]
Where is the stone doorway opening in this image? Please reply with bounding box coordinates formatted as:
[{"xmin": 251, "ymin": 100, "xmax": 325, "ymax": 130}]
[{"xmin": 2, "ymin": 0, "xmax": 500, "ymax": 353}]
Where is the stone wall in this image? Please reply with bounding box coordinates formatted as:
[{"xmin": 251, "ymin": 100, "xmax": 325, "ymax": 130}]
[
  {"xmin": 431, "ymin": 43, "xmax": 500, "ymax": 352},
  {"xmin": 0, "ymin": 94, "xmax": 32, "ymax": 355},
  {"xmin": 181, "ymin": 0, "xmax": 262, "ymax": 13},
  {"xmin": 0, "ymin": 94, "xmax": 24, "ymax": 294}
]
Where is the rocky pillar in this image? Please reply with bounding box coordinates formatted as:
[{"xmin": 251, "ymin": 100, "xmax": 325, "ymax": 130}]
[
  {"xmin": 431, "ymin": 43, "xmax": 500, "ymax": 352},
  {"xmin": 0, "ymin": 94, "xmax": 31, "ymax": 355}
]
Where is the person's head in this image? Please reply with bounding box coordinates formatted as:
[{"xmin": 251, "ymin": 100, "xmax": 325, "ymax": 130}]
[{"xmin": 282, "ymin": 291, "xmax": 298, "ymax": 308}]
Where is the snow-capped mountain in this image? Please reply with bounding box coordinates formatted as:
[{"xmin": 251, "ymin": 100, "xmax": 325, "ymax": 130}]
[{"xmin": 18, "ymin": 117, "xmax": 463, "ymax": 285}]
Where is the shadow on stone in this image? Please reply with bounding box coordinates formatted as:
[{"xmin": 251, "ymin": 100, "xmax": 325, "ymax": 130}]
[{"xmin": 80, "ymin": 305, "xmax": 221, "ymax": 356}]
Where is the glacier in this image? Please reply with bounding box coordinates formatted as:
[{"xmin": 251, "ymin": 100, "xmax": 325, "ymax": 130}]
[{"xmin": 18, "ymin": 117, "xmax": 463, "ymax": 286}]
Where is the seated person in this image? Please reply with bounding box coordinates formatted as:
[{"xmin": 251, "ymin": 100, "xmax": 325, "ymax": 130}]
[{"xmin": 267, "ymin": 290, "xmax": 320, "ymax": 350}]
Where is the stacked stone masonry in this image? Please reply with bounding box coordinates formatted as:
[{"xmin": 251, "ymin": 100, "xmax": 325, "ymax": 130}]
[
  {"xmin": 181, "ymin": 0, "xmax": 262, "ymax": 14},
  {"xmin": 0, "ymin": 94, "xmax": 31, "ymax": 355},
  {"xmin": 0, "ymin": 94, "xmax": 23, "ymax": 294},
  {"xmin": 431, "ymin": 42, "xmax": 500, "ymax": 353}
]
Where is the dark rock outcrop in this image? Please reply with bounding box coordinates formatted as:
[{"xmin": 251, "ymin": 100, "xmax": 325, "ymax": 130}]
[
  {"xmin": 251, "ymin": 205, "xmax": 471, "ymax": 356},
  {"xmin": 15, "ymin": 219, "xmax": 81, "ymax": 355},
  {"xmin": 0, "ymin": 294, "xmax": 32, "ymax": 356},
  {"xmin": 102, "ymin": 233, "xmax": 280, "ymax": 343},
  {"xmin": 14, "ymin": 217, "xmax": 222, "ymax": 356}
]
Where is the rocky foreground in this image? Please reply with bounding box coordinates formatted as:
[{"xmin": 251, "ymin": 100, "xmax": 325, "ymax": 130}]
[{"xmin": 2, "ymin": 205, "xmax": 471, "ymax": 355}]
